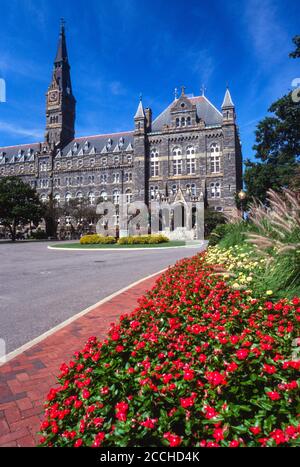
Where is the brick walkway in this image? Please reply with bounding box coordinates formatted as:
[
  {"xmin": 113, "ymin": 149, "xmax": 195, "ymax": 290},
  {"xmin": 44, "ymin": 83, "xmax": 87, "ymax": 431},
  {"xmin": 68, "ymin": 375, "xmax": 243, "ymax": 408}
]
[{"xmin": 0, "ymin": 273, "xmax": 160, "ymax": 447}]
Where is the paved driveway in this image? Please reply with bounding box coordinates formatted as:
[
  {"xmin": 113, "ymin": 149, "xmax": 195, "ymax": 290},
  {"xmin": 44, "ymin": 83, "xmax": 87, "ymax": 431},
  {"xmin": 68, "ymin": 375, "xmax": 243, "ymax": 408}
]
[{"xmin": 0, "ymin": 242, "xmax": 205, "ymax": 354}]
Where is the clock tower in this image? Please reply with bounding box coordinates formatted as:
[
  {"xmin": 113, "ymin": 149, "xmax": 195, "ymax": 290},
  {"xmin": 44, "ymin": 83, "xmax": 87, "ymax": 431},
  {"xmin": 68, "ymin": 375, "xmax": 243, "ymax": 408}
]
[{"xmin": 45, "ymin": 20, "xmax": 76, "ymax": 148}]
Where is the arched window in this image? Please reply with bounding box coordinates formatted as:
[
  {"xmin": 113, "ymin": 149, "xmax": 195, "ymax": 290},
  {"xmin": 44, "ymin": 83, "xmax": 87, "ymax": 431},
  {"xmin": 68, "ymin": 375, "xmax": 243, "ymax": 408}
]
[
  {"xmin": 125, "ymin": 189, "xmax": 133, "ymax": 204},
  {"xmin": 186, "ymin": 116, "xmax": 191, "ymax": 126},
  {"xmin": 40, "ymin": 194, "xmax": 47, "ymax": 204},
  {"xmin": 176, "ymin": 118, "xmax": 180, "ymax": 127},
  {"xmin": 76, "ymin": 192, "xmax": 83, "ymax": 200},
  {"xmin": 113, "ymin": 189, "xmax": 120, "ymax": 205},
  {"xmin": 114, "ymin": 156, "xmax": 119, "ymax": 164},
  {"xmin": 191, "ymin": 183, "xmax": 197, "ymax": 196},
  {"xmin": 101, "ymin": 157, "xmax": 107, "ymax": 166},
  {"xmin": 150, "ymin": 148, "xmax": 159, "ymax": 177},
  {"xmin": 172, "ymin": 147, "xmax": 182, "ymax": 175},
  {"xmin": 88, "ymin": 192, "xmax": 96, "ymax": 205},
  {"xmin": 125, "ymin": 172, "xmax": 132, "ymax": 182},
  {"xmin": 54, "ymin": 193, "xmax": 61, "ymax": 205},
  {"xmin": 90, "ymin": 158, "xmax": 95, "ymax": 167},
  {"xmin": 100, "ymin": 174, "xmax": 107, "ymax": 184},
  {"xmin": 113, "ymin": 173, "xmax": 120, "ymax": 184},
  {"xmin": 172, "ymin": 184, "xmax": 177, "ymax": 194},
  {"xmin": 65, "ymin": 192, "xmax": 72, "ymax": 204},
  {"xmin": 181, "ymin": 117, "xmax": 186, "ymax": 127},
  {"xmin": 100, "ymin": 191, "xmax": 108, "ymax": 201},
  {"xmin": 210, "ymin": 143, "xmax": 221, "ymax": 173},
  {"xmin": 186, "ymin": 146, "xmax": 196, "ymax": 175},
  {"xmin": 210, "ymin": 182, "xmax": 221, "ymax": 198}
]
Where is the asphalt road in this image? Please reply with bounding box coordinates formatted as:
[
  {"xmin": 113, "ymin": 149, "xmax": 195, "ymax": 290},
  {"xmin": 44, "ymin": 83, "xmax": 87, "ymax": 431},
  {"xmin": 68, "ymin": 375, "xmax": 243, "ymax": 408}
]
[{"xmin": 0, "ymin": 242, "xmax": 205, "ymax": 355}]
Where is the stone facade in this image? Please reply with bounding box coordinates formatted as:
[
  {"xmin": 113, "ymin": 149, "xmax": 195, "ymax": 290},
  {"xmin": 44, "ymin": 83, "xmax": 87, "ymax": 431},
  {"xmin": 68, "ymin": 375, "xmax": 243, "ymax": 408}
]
[{"xmin": 0, "ymin": 23, "xmax": 243, "ymax": 225}]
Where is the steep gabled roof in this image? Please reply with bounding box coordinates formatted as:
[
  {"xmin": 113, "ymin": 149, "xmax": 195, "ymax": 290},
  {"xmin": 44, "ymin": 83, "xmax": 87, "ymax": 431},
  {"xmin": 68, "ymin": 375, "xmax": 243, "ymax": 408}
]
[{"xmin": 151, "ymin": 95, "xmax": 223, "ymax": 132}]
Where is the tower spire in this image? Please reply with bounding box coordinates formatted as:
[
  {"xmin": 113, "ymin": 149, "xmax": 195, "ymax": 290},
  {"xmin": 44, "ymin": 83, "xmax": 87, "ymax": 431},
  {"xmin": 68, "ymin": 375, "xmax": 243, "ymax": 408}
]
[
  {"xmin": 55, "ymin": 18, "xmax": 68, "ymax": 64},
  {"xmin": 45, "ymin": 20, "xmax": 76, "ymax": 148}
]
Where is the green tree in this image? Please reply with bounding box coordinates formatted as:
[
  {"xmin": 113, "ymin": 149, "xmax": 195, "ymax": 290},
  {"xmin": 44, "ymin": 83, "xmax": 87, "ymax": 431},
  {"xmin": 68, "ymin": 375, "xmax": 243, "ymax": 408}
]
[
  {"xmin": 290, "ymin": 35, "xmax": 300, "ymax": 58},
  {"xmin": 0, "ymin": 177, "xmax": 44, "ymax": 241},
  {"xmin": 244, "ymin": 36, "xmax": 300, "ymax": 202}
]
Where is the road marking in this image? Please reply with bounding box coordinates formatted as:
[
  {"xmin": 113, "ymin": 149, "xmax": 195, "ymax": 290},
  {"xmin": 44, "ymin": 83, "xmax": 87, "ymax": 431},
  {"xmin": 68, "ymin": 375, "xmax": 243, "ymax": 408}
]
[{"xmin": 0, "ymin": 268, "xmax": 168, "ymax": 367}]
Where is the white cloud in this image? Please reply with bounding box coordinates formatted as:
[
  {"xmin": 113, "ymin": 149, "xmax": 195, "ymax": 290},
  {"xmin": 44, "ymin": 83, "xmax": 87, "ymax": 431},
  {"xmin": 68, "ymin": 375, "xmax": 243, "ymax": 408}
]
[
  {"xmin": 243, "ymin": 0, "xmax": 290, "ymax": 66},
  {"xmin": 0, "ymin": 120, "xmax": 43, "ymax": 140}
]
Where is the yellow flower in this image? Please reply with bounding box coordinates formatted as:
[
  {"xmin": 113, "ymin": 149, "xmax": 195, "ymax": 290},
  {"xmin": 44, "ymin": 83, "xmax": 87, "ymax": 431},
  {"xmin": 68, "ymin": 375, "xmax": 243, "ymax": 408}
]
[{"xmin": 266, "ymin": 290, "xmax": 273, "ymax": 296}]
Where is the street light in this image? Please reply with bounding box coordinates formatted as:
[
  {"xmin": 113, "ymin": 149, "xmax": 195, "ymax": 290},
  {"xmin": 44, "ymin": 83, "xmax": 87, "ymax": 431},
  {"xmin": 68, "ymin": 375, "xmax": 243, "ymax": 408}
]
[{"xmin": 238, "ymin": 190, "xmax": 247, "ymax": 218}]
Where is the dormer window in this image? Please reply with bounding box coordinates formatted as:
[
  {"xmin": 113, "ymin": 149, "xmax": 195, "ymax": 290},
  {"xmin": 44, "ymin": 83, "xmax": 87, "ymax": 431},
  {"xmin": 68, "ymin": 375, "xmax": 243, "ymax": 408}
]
[
  {"xmin": 119, "ymin": 137, "xmax": 124, "ymax": 148},
  {"xmin": 107, "ymin": 138, "xmax": 113, "ymax": 150},
  {"xmin": 73, "ymin": 142, "xmax": 79, "ymax": 152},
  {"xmin": 84, "ymin": 141, "xmax": 90, "ymax": 152}
]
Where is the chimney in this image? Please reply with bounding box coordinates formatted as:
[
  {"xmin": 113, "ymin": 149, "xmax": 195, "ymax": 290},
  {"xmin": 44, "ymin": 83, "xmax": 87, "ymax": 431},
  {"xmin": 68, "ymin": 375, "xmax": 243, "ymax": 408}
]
[{"xmin": 145, "ymin": 108, "xmax": 152, "ymax": 132}]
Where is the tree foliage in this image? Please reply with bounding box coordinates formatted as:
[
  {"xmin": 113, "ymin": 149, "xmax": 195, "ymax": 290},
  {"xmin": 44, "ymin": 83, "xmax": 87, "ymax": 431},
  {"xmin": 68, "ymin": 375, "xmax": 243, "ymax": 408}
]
[
  {"xmin": 0, "ymin": 177, "xmax": 44, "ymax": 241},
  {"xmin": 244, "ymin": 36, "xmax": 300, "ymax": 202}
]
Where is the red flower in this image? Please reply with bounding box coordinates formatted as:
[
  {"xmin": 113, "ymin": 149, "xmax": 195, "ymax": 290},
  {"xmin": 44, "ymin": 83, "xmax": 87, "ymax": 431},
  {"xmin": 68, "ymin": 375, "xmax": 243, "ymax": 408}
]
[
  {"xmin": 236, "ymin": 349, "xmax": 249, "ymax": 360},
  {"xmin": 205, "ymin": 371, "xmax": 226, "ymax": 386},
  {"xmin": 250, "ymin": 426, "xmax": 261, "ymax": 435},
  {"xmin": 180, "ymin": 396, "xmax": 195, "ymax": 408},
  {"xmin": 263, "ymin": 364, "xmax": 276, "ymax": 374},
  {"xmin": 203, "ymin": 406, "xmax": 219, "ymax": 419},
  {"xmin": 229, "ymin": 440, "xmax": 240, "ymax": 447},
  {"xmin": 213, "ymin": 427, "xmax": 225, "ymax": 441},
  {"xmin": 74, "ymin": 438, "xmax": 83, "ymax": 448},
  {"xmin": 183, "ymin": 369, "xmax": 195, "ymax": 381},
  {"xmin": 270, "ymin": 429, "xmax": 287, "ymax": 445},
  {"xmin": 163, "ymin": 432, "xmax": 182, "ymax": 447},
  {"xmin": 82, "ymin": 389, "xmax": 91, "ymax": 400},
  {"xmin": 267, "ymin": 391, "xmax": 281, "ymax": 401}
]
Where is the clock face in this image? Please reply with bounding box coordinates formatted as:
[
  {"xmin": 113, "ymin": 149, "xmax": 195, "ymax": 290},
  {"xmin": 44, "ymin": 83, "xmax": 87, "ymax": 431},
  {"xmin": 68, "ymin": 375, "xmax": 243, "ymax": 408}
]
[{"xmin": 49, "ymin": 91, "xmax": 59, "ymax": 104}]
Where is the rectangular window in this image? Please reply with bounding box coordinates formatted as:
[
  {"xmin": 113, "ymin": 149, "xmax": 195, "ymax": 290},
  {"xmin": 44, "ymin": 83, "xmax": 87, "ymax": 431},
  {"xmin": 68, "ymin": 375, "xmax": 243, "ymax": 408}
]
[
  {"xmin": 173, "ymin": 159, "xmax": 182, "ymax": 176},
  {"xmin": 211, "ymin": 155, "xmax": 220, "ymax": 173},
  {"xmin": 187, "ymin": 158, "xmax": 196, "ymax": 175},
  {"xmin": 150, "ymin": 161, "xmax": 159, "ymax": 177}
]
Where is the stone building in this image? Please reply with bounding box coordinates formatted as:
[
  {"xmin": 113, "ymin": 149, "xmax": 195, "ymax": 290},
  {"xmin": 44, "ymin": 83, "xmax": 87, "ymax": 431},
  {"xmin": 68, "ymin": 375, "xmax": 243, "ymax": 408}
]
[{"xmin": 0, "ymin": 22, "xmax": 243, "ymax": 236}]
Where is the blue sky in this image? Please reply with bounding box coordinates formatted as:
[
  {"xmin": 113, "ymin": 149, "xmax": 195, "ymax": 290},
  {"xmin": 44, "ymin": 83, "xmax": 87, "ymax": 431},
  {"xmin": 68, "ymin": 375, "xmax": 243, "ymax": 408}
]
[{"xmin": 0, "ymin": 0, "xmax": 298, "ymax": 162}]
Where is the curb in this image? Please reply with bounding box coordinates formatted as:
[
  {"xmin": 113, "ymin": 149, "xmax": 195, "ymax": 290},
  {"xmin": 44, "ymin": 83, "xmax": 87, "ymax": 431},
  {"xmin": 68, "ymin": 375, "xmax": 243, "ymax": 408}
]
[{"xmin": 47, "ymin": 243, "xmax": 205, "ymax": 252}]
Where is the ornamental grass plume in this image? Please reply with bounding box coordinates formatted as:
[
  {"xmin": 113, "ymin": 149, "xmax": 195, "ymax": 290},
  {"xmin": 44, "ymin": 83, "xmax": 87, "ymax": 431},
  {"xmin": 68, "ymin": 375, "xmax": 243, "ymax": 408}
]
[{"xmin": 246, "ymin": 189, "xmax": 300, "ymax": 297}]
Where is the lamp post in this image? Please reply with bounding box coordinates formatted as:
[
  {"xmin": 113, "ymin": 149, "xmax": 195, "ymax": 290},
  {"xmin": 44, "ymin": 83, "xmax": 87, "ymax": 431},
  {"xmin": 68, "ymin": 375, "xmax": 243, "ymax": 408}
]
[{"xmin": 238, "ymin": 190, "xmax": 247, "ymax": 219}]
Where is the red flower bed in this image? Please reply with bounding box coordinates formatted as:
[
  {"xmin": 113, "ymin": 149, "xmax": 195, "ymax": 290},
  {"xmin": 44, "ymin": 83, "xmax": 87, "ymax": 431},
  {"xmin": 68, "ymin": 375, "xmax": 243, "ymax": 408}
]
[{"xmin": 39, "ymin": 253, "xmax": 300, "ymax": 447}]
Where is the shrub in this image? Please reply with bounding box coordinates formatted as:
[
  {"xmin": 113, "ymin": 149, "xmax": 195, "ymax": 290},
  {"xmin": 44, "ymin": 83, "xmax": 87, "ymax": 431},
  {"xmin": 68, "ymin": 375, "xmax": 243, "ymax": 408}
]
[
  {"xmin": 204, "ymin": 209, "xmax": 226, "ymax": 239},
  {"xmin": 39, "ymin": 254, "xmax": 300, "ymax": 448},
  {"xmin": 80, "ymin": 235, "xmax": 116, "ymax": 245},
  {"xmin": 118, "ymin": 235, "xmax": 169, "ymax": 245},
  {"xmin": 31, "ymin": 230, "xmax": 48, "ymax": 240},
  {"xmin": 208, "ymin": 224, "xmax": 229, "ymax": 246}
]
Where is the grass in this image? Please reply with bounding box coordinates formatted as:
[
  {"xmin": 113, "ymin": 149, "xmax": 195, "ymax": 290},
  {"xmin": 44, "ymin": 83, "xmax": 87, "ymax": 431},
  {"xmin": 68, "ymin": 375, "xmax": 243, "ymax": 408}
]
[{"xmin": 51, "ymin": 241, "xmax": 186, "ymax": 249}]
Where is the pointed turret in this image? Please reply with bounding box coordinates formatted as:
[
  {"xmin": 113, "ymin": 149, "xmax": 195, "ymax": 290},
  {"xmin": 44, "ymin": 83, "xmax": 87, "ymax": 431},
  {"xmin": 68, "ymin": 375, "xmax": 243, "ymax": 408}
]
[
  {"xmin": 134, "ymin": 96, "xmax": 145, "ymax": 119},
  {"xmin": 222, "ymin": 87, "xmax": 234, "ymax": 109},
  {"xmin": 221, "ymin": 86, "xmax": 235, "ymax": 123},
  {"xmin": 134, "ymin": 95, "xmax": 146, "ymax": 133}
]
